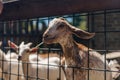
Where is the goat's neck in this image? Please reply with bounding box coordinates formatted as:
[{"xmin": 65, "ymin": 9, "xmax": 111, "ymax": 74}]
[
  {"xmin": 60, "ymin": 36, "xmax": 84, "ymax": 66},
  {"xmin": 21, "ymin": 54, "xmax": 31, "ymax": 80},
  {"xmin": 21, "ymin": 55, "xmax": 29, "ymax": 62}
]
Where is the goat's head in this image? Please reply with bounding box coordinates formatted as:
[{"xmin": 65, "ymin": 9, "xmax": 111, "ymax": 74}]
[
  {"xmin": 8, "ymin": 40, "xmax": 38, "ymax": 61},
  {"xmin": 43, "ymin": 17, "xmax": 95, "ymax": 44}
]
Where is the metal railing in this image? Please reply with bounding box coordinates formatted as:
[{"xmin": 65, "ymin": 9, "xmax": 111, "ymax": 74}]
[{"xmin": 0, "ymin": 9, "xmax": 119, "ymax": 80}]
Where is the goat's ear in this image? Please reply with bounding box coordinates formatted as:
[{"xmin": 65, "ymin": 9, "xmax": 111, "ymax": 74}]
[
  {"xmin": 26, "ymin": 42, "xmax": 32, "ymax": 47},
  {"xmin": 20, "ymin": 42, "xmax": 24, "ymax": 45},
  {"xmin": 29, "ymin": 47, "xmax": 38, "ymax": 54},
  {"xmin": 69, "ymin": 26, "xmax": 95, "ymax": 39},
  {"xmin": 8, "ymin": 40, "xmax": 18, "ymax": 50}
]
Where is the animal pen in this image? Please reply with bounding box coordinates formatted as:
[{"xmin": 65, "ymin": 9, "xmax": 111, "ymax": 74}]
[{"xmin": 0, "ymin": 0, "xmax": 120, "ymax": 80}]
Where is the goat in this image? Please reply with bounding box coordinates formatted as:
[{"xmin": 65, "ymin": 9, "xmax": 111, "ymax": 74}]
[
  {"xmin": 0, "ymin": 41, "xmax": 24, "ymax": 80},
  {"xmin": 8, "ymin": 41, "xmax": 66, "ymax": 80},
  {"xmin": 108, "ymin": 60, "xmax": 120, "ymax": 80},
  {"xmin": 6, "ymin": 51, "xmax": 18, "ymax": 59},
  {"xmin": 104, "ymin": 52, "xmax": 120, "ymax": 59},
  {"xmin": 43, "ymin": 17, "xmax": 112, "ymax": 80},
  {"xmin": 7, "ymin": 41, "xmax": 42, "ymax": 62}
]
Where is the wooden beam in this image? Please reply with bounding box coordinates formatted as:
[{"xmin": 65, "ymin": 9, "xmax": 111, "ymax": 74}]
[{"xmin": 0, "ymin": 0, "xmax": 120, "ymax": 20}]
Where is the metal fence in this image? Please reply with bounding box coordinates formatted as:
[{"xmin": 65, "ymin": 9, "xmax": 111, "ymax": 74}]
[{"xmin": 0, "ymin": 9, "xmax": 120, "ymax": 80}]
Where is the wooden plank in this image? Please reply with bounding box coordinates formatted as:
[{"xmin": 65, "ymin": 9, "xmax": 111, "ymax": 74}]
[{"xmin": 0, "ymin": 0, "xmax": 120, "ymax": 20}]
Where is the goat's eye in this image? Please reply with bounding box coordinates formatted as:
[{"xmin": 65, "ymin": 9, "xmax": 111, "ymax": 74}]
[{"xmin": 57, "ymin": 24, "xmax": 65, "ymax": 30}]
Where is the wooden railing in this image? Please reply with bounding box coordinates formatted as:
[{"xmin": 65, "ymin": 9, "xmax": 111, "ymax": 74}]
[{"xmin": 0, "ymin": 0, "xmax": 120, "ymax": 20}]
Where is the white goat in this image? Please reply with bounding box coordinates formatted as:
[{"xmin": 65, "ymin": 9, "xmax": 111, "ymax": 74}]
[
  {"xmin": 104, "ymin": 52, "xmax": 120, "ymax": 59},
  {"xmin": 6, "ymin": 51, "xmax": 42, "ymax": 61},
  {"xmin": 43, "ymin": 17, "xmax": 112, "ymax": 80},
  {"xmin": 7, "ymin": 41, "xmax": 42, "ymax": 62},
  {"xmin": 6, "ymin": 51, "xmax": 18, "ymax": 59},
  {"xmin": 109, "ymin": 60, "xmax": 120, "ymax": 79},
  {"xmin": 8, "ymin": 41, "xmax": 66, "ymax": 80},
  {"xmin": 0, "ymin": 42, "xmax": 24, "ymax": 80}
]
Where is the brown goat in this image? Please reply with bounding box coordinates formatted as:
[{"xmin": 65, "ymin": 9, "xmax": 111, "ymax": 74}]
[{"xmin": 43, "ymin": 17, "xmax": 112, "ymax": 80}]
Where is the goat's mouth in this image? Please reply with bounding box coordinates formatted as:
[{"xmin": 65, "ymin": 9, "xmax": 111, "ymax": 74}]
[
  {"xmin": 18, "ymin": 56, "xmax": 22, "ymax": 61},
  {"xmin": 43, "ymin": 36, "xmax": 56, "ymax": 44}
]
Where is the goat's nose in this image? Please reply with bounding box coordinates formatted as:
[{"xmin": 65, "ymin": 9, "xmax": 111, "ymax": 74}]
[{"xmin": 18, "ymin": 56, "xmax": 22, "ymax": 61}]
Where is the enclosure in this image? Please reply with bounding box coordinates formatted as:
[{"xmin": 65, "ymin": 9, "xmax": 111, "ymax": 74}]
[{"xmin": 0, "ymin": 0, "xmax": 120, "ymax": 80}]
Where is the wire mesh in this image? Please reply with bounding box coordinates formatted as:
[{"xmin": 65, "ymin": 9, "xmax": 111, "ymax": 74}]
[{"xmin": 0, "ymin": 9, "xmax": 119, "ymax": 80}]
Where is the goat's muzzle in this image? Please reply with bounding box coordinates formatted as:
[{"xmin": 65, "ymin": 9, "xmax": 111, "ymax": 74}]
[
  {"xmin": 42, "ymin": 34, "xmax": 49, "ymax": 43},
  {"xmin": 18, "ymin": 56, "xmax": 22, "ymax": 61},
  {"xmin": 43, "ymin": 33, "xmax": 49, "ymax": 39}
]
